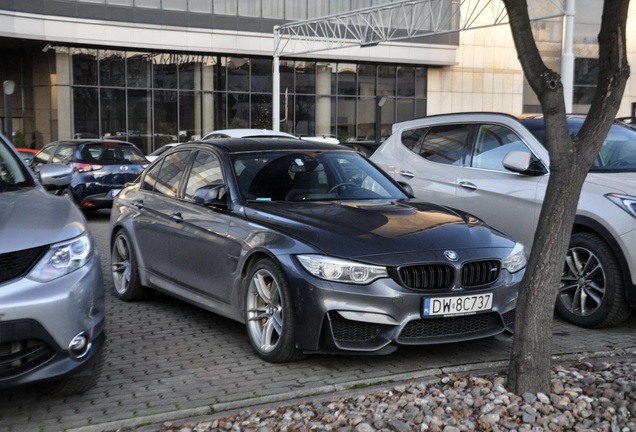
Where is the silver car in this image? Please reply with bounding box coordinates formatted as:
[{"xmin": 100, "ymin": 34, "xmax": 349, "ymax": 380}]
[
  {"xmin": 371, "ymin": 112, "xmax": 636, "ymax": 329},
  {"xmin": 0, "ymin": 134, "xmax": 106, "ymax": 394}
]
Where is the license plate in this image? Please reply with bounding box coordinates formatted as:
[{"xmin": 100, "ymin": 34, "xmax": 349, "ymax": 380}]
[
  {"xmin": 111, "ymin": 189, "xmax": 121, "ymax": 197},
  {"xmin": 423, "ymin": 293, "xmax": 493, "ymax": 317}
]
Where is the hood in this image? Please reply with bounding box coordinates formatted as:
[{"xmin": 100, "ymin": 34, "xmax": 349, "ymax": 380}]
[
  {"xmin": 0, "ymin": 188, "xmax": 87, "ymax": 253},
  {"xmin": 586, "ymin": 172, "xmax": 636, "ymax": 194},
  {"xmin": 244, "ymin": 200, "xmax": 515, "ymax": 261}
]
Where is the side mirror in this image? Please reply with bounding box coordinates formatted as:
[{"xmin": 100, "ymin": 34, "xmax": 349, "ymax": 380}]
[
  {"xmin": 397, "ymin": 181, "xmax": 415, "ymax": 198},
  {"xmin": 39, "ymin": 163, "xmax": 73, "ymax": 190},
  {"xmin": 192, "ymin": 184, "xmax": 228, "ymax": 207},
  {"xmin": 502, "ymin": 151, "xmax": 547, "ymax": 176}
]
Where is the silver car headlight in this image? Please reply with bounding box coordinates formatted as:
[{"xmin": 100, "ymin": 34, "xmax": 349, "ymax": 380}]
[
  {"xmin": 501, "ymin": 242, "xmax": 527, "ymax": 274},
  {"xmin": 297, "ymin": 254, "xmax": 388, "ymax": 284},
  {"xmin": 606, "ymin": 193, "xmax": 636, "ymax": 218},
  {"xmin": 28, "ymin": 232, "xmax": 94, "ymax": 282}
]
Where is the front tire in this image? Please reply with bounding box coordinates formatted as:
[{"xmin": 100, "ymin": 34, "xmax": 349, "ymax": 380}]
[
  {"xmin": 557, "ymin": 232, "xmax": 631, "ymax": 328},
  {"xmin": 111, "ymin": 230, "xmax": 152, "ymax": 301},
  {"xmin": 244, "ymin": 259, "xmax": 305, "ymax": 363}
]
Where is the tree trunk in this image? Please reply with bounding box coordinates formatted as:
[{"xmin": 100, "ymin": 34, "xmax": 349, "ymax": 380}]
[{"xmin": 502, "ymin": 0, "xmax": 630, "ymax": 394}]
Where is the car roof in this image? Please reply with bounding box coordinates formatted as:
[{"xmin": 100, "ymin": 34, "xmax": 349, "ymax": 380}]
[
  {"xmin": 44, "ymin": 139, "xmax": 136, "ymax": 147},
  {"xmin": 203, "ymin": 129, "xmax": 297, "ymax": 139},
  {"xmin": 176, "ymin": 138, "xmax": 351, "ymax": 154}
]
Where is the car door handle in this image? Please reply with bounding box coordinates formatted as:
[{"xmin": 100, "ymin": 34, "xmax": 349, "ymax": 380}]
[
  {"xmin": 133, "ymin": 200, "xmax": 144, "ymax": 209},
  {"xmin": 459, "ymin": 181, "xmax": 477, "ymax": 191},
  {"xmin": 398, "ymin": 170, "xmax": 415, "ymax": 178},
  {"xmin": 170, "ymin": 212, "xmax": 184, "ymax": 223}
]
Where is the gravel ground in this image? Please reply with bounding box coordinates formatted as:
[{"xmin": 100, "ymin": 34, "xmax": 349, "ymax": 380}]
[{"xmin": 146, "ymin": 357, "xmax": 636, "ymax": 432}]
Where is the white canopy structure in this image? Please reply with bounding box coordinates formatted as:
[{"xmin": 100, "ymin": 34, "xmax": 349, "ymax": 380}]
[{"xmin": 272, "ymin": 0, "xmax": 574, "ymax": 130}]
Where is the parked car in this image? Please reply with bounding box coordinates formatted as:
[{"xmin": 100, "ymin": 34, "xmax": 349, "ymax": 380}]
[
  {"xmin": 145, "ymin": 142, "xmax": 181, "ymax": 162},
  {"xmin": 110, "ymin": 138, "xmax": 526, "ymax": 362},
  {"xmin": 0, "ymin": 133, "xmax": 106, "ymax": 394},
  {"xmin": 371, "ymin": 112, "xmax": 636, "ymax": 329},
  {"xmin": 30, "ymin": 139, "xmax": 149, "ymax": 209},
  {"xmin": 15, "ymin": 147, "xmax": 38, "ymax": 163},
  {"xmin": 202, "ymin": 128, "xmax": 297, "ymax": 140}
]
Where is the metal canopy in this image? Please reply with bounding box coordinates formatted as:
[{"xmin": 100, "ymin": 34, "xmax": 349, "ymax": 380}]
[{"xmin": 272, "ymin": 0, "xmax": 571, "ymax": 129}]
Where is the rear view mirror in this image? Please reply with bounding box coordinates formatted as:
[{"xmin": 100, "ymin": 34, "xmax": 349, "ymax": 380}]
[{"xmin": 193, "ymin": 184, "xmax": 227, "ymax": 207}]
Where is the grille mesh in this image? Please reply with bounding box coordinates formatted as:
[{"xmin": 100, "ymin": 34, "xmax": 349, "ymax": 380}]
[
  {"xmin": 329, "ymin": 312, "xmax": 383, "ymax": 342},
  {"xmin": 0, "ymin": 246, "xmax": 47, "ymax": 283},
  {"xmin": 398, "ymin": 313, "xmax": 499, "ymax": 340},
  {"xmin": 398, "ymin": 264, "xmax": 454, "ymax": 289}
]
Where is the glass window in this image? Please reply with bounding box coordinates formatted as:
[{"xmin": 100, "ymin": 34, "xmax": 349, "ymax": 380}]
[
  {"xmin": 163, "ymin": 0, "xmax": 186, "ymax": 10},
  {"xmin": 31, "ymin": 146, "xmax": 56, "ymax": 167},
  {"xmin": 294, "ymin": 95, "xmax": 314, "ymax": 136},
  {"xmin": 127, "ymin": 53, "xmax": 151, "ymax": 88},
  {"xmin": 415, "ymin": 67, "xmax": 427, "ymax": 97},
  {"xmin": 72, "ymin": 51, "xmax": 98, "ymax": 86},
  {"xmin": 336, "ymin": 96, "xmax": 356, "ymax": 139},
  {"xmin": 251, "ymin": 94, "xmax": 272, "ymax": 129},
  {"xmin": 179, "ymin": 93, "xmax": 199, "ymax": 142},
  {"xmin": 378, "ymin": 65, "xmax": 396, "ymax": 97},
  {"xmin": 357, "ymin": 97, "xmax": 374, "ymax": 141},
  {"xmin": 228, "ymin": 93, "xmax": 249, "ymax": 128},
  {"xmin": 295, "ymin": 62, "xmax": 315, "ymax": 94},
  {"xmin": 397, "ymin": 66, "xmax": 415, "ymax": 97},
  {"xmin": 250, "ymin": 59, "xmax": 272, "ymax": 93},
  {"xmin": 184, "ymin": 151, "xmax": 223, "ymax": 200},
  {"xmin": 154, "ymin": 90, "xmax": 178, "ymax": 146},
  {"xmin": 239, "ymin": 0, "xmax": 260, "ymax": 17},
  {"xmin": 141, "ymin": 160, "xmax": 162, "ymax": 191},
  {"xmin": 396, "ymin": 99, "xmax": 414, "ymax": 124},
  {"xmin": 107, "ymin": 0, "xmax": 132, "ymax": 5},
  {"xmin": 406, "ymin": 125, "xmax": 470, "ymax": 165},
  {"xmin": 135, "ymin": 0, "xmax": 160, "ymax": 8},
  {"xmin": 358, "ymin": 64, "xmax": 376, "ymax": 96},
  {"xmin": 189, "ymin": 0, "xmax": 212, "ymax": 13},
  {"xmin": 214, "ymin": 0, "xmax": 237, "ymax": 15},
  {"xmin": 99, "ymin": 51, "xmax": 126, "ymax": 87},
  {"xmin": 227, "ymin": 57, "xmax": 250, "ymax": 92},
  {"xmin": 52, "ymin": 146, "xmax": 74, "ymax": 164},
  {"xmin": 179, "ymin": 62, "xmax": 199, "ymax": 90},
  {"xmin": 471, "ymin": 124, "xmax": 529, "ymax": 171},
  {"xmin": 73, "ymin": 88, "xmax": 100, "ymax": 138},
  {"xmin": 336, "ymin": 64, "xmax": 356, "ymax": 96},
  {"xmin": 152, "ymin": 150, "xmax": 191, "ymax": 197},
  {"xmin": 262, "ymin": 0, "xmax": 283, "ymax": 18},
  {"xmin": 101, "ymin": 88, "xmax": 127, "ymax": 139},
  {"xmin": 285, "ymin": 0, "xmax": 307, "ymax": 19},
  {"xmin": 573, "ymin": 58, "xmax": 599, "ymax": 106},
  {"xmin": 128, "ymin": 89, "xmax": 152, "ymax": 154},
  {"xmin": 153, "ymin": 55, "xmax": 178, "ymax": 89}
]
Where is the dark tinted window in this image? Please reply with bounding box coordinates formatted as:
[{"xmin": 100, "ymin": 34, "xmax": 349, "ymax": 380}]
[
  {"xmin": 80, "ymin": 143, "xmax": 147, "ymax": 163},
  {"xmin": 184, "ymin": 152, "xmax": 223, "ymax": 200},
  {"xmin": 405, "ymin": 124, "xmax": 470, "ymax": 165},
  {"xmin": 152, "ymin": 151, "xmax": 191, "ymax": 197}
]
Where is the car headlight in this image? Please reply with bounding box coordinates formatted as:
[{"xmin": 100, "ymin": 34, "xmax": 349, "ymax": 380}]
[
  {"xmin": 28, "ymin": 232, "xmax": 94, "ymax": 282},
  {"xmin": 297, "ymin": 254, "xmax": 388, "ymax": 284},
  {"xmin": 501, "ymin": 242, "xmax": 527, "ymax": 274},
  {"xmin": 606, "ymin": 193, "xmax": 636, "ymax": 219}
]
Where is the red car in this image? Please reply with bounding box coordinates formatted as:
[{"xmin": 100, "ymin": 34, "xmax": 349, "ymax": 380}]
[{"xmin": 15, "ymin": 147, "xmax": 38, "ymax": 163}]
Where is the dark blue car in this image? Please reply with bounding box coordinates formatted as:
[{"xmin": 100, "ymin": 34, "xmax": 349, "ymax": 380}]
[{"xmin": 31, "ymin": 139, "xmax": 149, "ymax": 210}]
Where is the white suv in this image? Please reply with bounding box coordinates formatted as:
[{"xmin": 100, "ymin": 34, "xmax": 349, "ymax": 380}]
[{"xmin": 371, "ymin": 112, "xmax": 636, "ymax": 328}]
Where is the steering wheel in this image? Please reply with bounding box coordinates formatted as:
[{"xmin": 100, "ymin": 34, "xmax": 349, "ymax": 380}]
[{"xmin": 328, "ymin": 182, "xmax": 357, "ymax": 193}]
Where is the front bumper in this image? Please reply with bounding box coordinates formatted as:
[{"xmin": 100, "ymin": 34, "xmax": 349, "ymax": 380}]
[
  {"xmin": 0, "ymin": 253, "xmax": 106, "ymax": 389},
  {"xmin": 279, "ymin": 255, "xmax": 521, "ymax": 354}
]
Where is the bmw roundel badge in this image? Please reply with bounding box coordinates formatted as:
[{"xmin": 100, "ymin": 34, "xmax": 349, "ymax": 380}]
[{"xmin": 444, "ymin": 250, "xmax": 459, "ymax": 261}]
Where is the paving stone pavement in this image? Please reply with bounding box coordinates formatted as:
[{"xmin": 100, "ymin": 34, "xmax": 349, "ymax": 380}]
[{"xmin": 1, "ymin": 209, "xmax": 636, "ymax": 432}]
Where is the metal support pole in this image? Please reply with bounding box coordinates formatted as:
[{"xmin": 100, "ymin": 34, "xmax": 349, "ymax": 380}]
[
  {"xmin": 3, "ymin": 80, "xmax": 15, "ymax": 143},
  {"xmin": 561, "ymin": 0, "xmax": 575, "ymax": 113},
  {"xmin": 273, "ymin": 27, "xmax": 280, "ymax": 131}
]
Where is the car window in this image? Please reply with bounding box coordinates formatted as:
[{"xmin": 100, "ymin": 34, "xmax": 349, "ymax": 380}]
[
  {"xmin": 147, "ymin": 150, "xmax": 191, "ymax": 197},
  {"xmin": 31, "ymin": 146, "xmax": 55, "ymax": 167},
  {"xmin": 184, "ymin": 151, "xmax": 223, "ymax": 200},
  {"xmin": 53, "ymin": 145, "xmax": 74, "ymax": 164},
  {"xmin": 470, "ymin": 124, "xmax": 531, "ymax": 171},
  {"xmin": 404, "ymin": 124, "xmax": 470, "ymax": 165},
  {"xmin": 232, "ymin": 150, "xmax": 407, "ymax": 202},
  {"xmin": 0, "ymin": 142, "xmax": 32, "ymax": 189},
  {"xmin": 81, "ymin": 143, "xmax": 147, "ymax": 163}
]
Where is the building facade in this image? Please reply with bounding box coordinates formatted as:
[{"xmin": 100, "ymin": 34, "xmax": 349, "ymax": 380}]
[{"xmin": 0, "ymin": 0, "xmax": 634, "ymax": 153}]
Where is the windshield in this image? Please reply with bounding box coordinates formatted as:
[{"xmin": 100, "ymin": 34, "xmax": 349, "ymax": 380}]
[
  {"xmin": 522, "ymin": 118, "xmax": 636, "ymax": 173},
  {"xmin": 0, "ymin": 138, "xmax": 35, "ymax": 191},
  {"xmin": 231, "ymin": 150, "xmax": 409, "ymax": 202}
]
